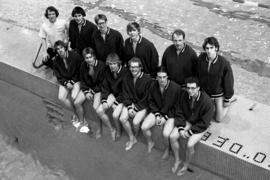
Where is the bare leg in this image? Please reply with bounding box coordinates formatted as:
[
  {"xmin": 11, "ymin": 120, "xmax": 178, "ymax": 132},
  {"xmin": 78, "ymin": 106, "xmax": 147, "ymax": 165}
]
[
  {"xmin": 162, "ymin": 118, "xmax": 174, "ymax": 159},
  {"xmin": 170, "ymin": 127, "xmax": 182, "ymax": 173},
  {"xmin": 141, "ymin": 113, "xmax": 156, "ymax": 153}
]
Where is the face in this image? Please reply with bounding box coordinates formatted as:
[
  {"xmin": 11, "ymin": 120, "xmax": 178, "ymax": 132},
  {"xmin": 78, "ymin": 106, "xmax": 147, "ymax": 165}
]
[
  {"xmin": 55, "ymin": 45, "xmax": 66, "ymax": 58},
  {"xmin": 157, "ymin": 72, "xmax": 168, "ymax": 87},
  {"xmin": 186, "ymin": 83, "xmax": 200, "ymax": 98},
  {"xmin": 205, "ymin": 43, "xmax": 218, "ymax": 59},
  {"xmin": 84, "ymin": 53, "xmax": 95, "ymax": 66},
  {"xmin": 108, "ymin": 62, "xmax": 120, "ymax": 72},
  {"xmin": 129, "ymin": 62, "xmax": 141, "ymax": 77},
  {"xmin": 97, "ymin": 19, "xmax": 107, "ymax": 33},
  {"xmin": 128, "ymin": 28, "xmax": 139, "ymax": 41},
  {"xmin": 47, "ymin": 10, "xmax": 57, "ymax": 23},
  {"xmin": 74, "ymin": 13, "xmax": 84, "ymax": 24},
  {"xmin": 172, "ymin": 34, "xmax": 185, "ymax": 51}
]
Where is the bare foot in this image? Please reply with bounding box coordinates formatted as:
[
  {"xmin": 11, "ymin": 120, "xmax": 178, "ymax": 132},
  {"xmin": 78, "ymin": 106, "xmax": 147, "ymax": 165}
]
[
  {"xmin": 147, "ymin": 141, "xmax": 155, "ymax": 153},
  {"xmin": 111, "ymin": 128, "xmax": 116, "ymax": 141},
  {"xmin": 172, "ymin": 160, "xmax": 181, "ymax": 173},
  {"xmin": 95, "ymin": 130, "xmax": 102, "ymax": 139},
  {"xmin": 125, "ymin": 138, "xmax": 138, "ymax": 151},
  {"xmin": 161, "ymin": 149, "xmax": 169, "ymax": 160},
  {"xmin": 176, "ymin": 166, "xmax": 188, "ymax": 176}
]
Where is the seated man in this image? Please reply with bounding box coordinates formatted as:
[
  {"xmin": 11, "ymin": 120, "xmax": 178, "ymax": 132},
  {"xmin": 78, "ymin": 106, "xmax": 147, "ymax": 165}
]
[
  {"xmin": 53, "ymin": 40, "xmax": 84, "ymax": 129},
  {"xmin": 169, "ymin": 77, "xmax": 213, "ymax": 176},
  {"xmin": 96, "ymin": 53, "xmax": 129, "ymax": 140},
  {"xmin": 74, "ymin": 47, "xmax": 106, "ymax": 134},
  {"xmin": 141, "ymin": 66, "xmax": 181, "ymax": 157},
  {"xmin": 120, "ymin": 57, "xmax": 152, "ymax": 151},
  {"xmin": 197, "ymin": 36, "xmax": 234, "ymax": 122}
]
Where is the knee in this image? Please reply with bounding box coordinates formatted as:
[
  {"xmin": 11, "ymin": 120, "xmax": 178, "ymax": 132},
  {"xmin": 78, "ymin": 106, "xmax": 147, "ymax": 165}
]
[
  {"xmin": 96, "ymin": 105, "xmax": 104, "ymax": 115},
  {"xmin": 58, "ymin": 94, "xmax": 66, "ymax": 104},
  {"xmin": 163, "ymin": 130, "xmax": 171, "ymax": 139},
  {"xmin": 169, "ymin": 133, "xmax": 179, "ymax": 142},
  {"xmin": 141, "ymin": 122, "xmax": 149, "ymax": 132}
]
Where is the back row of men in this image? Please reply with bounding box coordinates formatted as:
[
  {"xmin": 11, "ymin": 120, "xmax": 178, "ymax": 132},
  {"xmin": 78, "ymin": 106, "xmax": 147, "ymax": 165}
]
[{"xmin": 40, "ymin": 6, "xmax": 234, "ymax": 176}]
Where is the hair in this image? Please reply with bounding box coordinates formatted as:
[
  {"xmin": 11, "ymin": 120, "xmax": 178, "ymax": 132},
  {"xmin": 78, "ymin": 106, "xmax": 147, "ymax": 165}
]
[
  {"xmin": 128, "ymin": 57, "xmax": 142, "ymax": 67},
  {"xmin": 171, "ymin": 29, "xmax": 185, "ymax": 40},
  {"xmin": 94, "ymin": 14, "xmax": 107, "ymax": 24},
  {"xmin": 156, "ymin": 66, "xmax": 168, "ymax": 75},
  {"xmin": 202, "ymin": 36, "xmax": 220, "ymax": 52},
  {"xmin": 185, "ymin": 76, "xmax": 200, "ymax": 87},
  {"xmin": 126, "ymin": 22, "xmax": 141, "ymax": 34},
  {"xmin": 82, "ymin": 47, "xmax": 96, "ymax": 59},
  {"xmin": 71, "ymin": 6, "xmax": 86, "ymax": 17},
  {"xmin": 54, "ymin": 40, "xmax": 67, "ymax": 50},
  {"xmin": 106, "ymin": 53, "xmax": 121, "ymax": 64},
  {"xmin": 44, "ymin": 6, "xmax": 59, "ymax": 19}
]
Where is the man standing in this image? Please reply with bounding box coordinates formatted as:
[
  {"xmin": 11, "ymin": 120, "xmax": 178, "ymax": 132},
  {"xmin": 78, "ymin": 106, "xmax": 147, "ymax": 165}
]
[
  {"xmin": 170, "ymin": 77, "xmax": 213, "ymax": 176},
  {"xmin": 39, "ymin": 6, "xmax": 69, "ymax": 69},
  {"xmin": 69, "ymin": 6, "xmax": 97, "ymax": 54},
  {"xmin": 91, "ymin": 14, "xmax": 125, "ymax": 63},
  {"xmin": 162, "ymin": 29, "xmax": 198, "ymax": 87},
  {"xmin": 197, "ymin": 37, "xmax": 234, "ymax": 122}
]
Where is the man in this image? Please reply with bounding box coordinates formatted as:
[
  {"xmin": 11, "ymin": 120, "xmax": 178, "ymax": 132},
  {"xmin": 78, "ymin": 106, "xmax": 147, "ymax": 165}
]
[
  {"xmin": 141, "ymin": 66, "xmax": 181, "ymax": 158},
  {"xmin": 39, "ymin": 6, "xmax": 69, "ymax": 69},
  {"xmin": 53, "ymin": 41, "xmax": 87, "ymax": 132},
  {"xmin": 197, "ymin": 37, "xmax": 234, "ymax": 122},
  {"xmin": 74, "ymin": 47, "xmax": 106, "ymax": 134},
  {"xmin": 169, "ymin": 77, "xmax": 213, "ymax": 176},
  {"xmin": 120, "ymin": 57, "xmax": 152, "ymax": 151},
  {"xmin": 69, "ymin": 6, "xmax": 97, "ymax": 54},
  {"xmin": 91, "ymin": 14, "xmax": 125, "ymax": 63},
  {"xmin": 96, "ymin": 53, "xmax": 129, "ymax": 140},
  {"xmin": 124, "ymin": 22, "xmax": 159, "ymax": 77},
  {"xmin": 162, "ymin": 29, "xmax": 198, "ymax": 87}
]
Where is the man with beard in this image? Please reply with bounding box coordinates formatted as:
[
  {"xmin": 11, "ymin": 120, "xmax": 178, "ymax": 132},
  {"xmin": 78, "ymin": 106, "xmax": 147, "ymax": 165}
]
[
  {"xmin": 120, "ymin": 57, "xmax": 152, "ymax": 151},
  {"xmin": 162, "ymin": 29, "xmax": 198, "ymax": 88},
  {"xmin": 39, "ymin": 6, "xmax": 69, "ymax": 69},
  {"xmin": 69, "ymin": 6, "xmax": 97, "ymax": 55}
]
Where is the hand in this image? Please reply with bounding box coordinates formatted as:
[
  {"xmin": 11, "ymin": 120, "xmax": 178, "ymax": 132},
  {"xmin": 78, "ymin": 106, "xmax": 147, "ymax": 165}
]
[
  {"xmin": 42, "ymin": 53, "xmax": 49, "ymax": 62},
  {"xmin": 179, "ymin": 130, "xmax": 190, "ymax": 139},
  {"xmin": 223, "ymin": 101, "xmax": 231, "ymax": 107},
  {"xmin": 128, "ymin": 109, "xmax": 136, "ymax": 118},
  {"xmin": 66, "ymin": 82, "xmax": 73, "ymax": 89},
  {"xmin": 102, "ymin": 102, "xmax": 109, "ymax": 110},
  {"xmin": 156, "ymin": 116, "xmax": 163, "ymax": 126}
]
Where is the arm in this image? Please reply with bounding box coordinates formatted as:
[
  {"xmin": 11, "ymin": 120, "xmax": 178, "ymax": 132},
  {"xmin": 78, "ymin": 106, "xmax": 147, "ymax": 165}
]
[
  {"xmin": 149, "ymin": 43, "xmax": 159, "ymax": 78},
  {"xmin": 223, "ymin": 60, "xmax": 234, "ymax": 103}
]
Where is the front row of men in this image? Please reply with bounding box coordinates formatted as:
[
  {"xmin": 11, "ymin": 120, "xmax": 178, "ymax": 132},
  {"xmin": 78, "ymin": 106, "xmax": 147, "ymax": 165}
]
[{"xmin": 52, "ymin": 40, "xmax": 213, "ymax": 176}]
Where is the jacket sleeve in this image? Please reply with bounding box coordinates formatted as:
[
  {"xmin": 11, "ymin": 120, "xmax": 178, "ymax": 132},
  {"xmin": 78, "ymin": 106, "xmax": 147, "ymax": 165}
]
[
  {"xmin": 101, "ymin": 73, "xmax": 110, "ymax": 102},
  {"xmin": 122, "ymin": 76, "xmax": 133, "ymax": 107},
  {"xmin": 117, "ymin": 33, "xmax": 125, "ymax": 63},
  {"xmin": 93, "ymin": 65, "xmax": 105, "ymax": 93},
  {"xmin": 79, "ymin": 63, "xmax": 90, "ymax": 94},
  {"xmin": 223, "ymin": 60, "xmax": 234, "ymax": 102},
  {"xmin": 189, "ymin": 99, "xmax": 213, "ymax": 134},
  {"xmin": 149, "ymin": 43, "xmax": 159, "ymax": 78},
  {"xmin": 53, "ymin": 61, "xmax": 68, "ymax": 86},
  {"xmin": 72, "ymin": 54, "xmax": 83, "ymax": 83},
  {"xmin": 147, "ymin": 82, "xmax": 160, "ymax": 116},
  {"xmin": 173, "ymin": 97, "xmax": 186, "ymax": 128},
  {"xmin": 135, "ymin": 79, "xmax": 153, "ymax": 111},
  {"xmin": 191, "ymin": 49, "xmax": 199, "ymax": 77}
]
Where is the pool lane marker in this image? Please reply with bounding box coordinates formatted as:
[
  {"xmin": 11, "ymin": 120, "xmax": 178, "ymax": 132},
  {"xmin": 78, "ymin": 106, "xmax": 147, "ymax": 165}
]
[{"xmin": 232, "ymin": 0, "xmax": 270, "ymax": 9}]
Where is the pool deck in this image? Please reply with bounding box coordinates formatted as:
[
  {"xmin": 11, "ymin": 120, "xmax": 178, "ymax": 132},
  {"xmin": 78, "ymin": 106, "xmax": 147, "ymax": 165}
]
[{"xmin": 0, "ymin": 13, "xmax": 270, "ymax": 180}]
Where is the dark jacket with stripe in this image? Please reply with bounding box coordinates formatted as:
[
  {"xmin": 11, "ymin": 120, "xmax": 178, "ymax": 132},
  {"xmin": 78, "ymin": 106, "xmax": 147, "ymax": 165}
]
[
  {"xmin": 148, "ymin": 80, "xmax": 182, "ymax": 118},
  {"xmin": 122, "ymin": 72, "xmax": 152, "ymax": 111},
  {"xmin": 92, "ymin": 27, "xmax": 125, "ymax": 62},
  {"xmin": 80, "ymin": 60, "xmax": 106, "ymax": 95},
  {"xmin": 197, "ymin": 52, "xmax": 234, "ymax": 102},
  {"xmin": 174, "ymin": 90, "xmax": 213, "ymax": 134},
  {"xmin": 124, "ymin": 36, "xmax": 159, "ymax": 77},
  {"xmin": 101, "ymin": 65, "xmax": 129, "ymax": 103},
  {"xmin": 53, "ymin": 50, "xmax": 83, "ymax": 86},
  {"xmin": 69, "ymin": 19, "xmax": 97, "ymax": 54},
  {"xmin": 162, "ymin": 44, "xmax": 198, "ymax": 86}
]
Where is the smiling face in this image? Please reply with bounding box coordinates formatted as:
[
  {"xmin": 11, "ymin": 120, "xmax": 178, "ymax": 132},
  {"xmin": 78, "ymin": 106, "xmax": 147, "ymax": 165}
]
[
  {"xmin": 128, "ymin": 28, "xmax": 140, "ymax": 42},
  {"xmin": 205, "ymin": 43, "xmax": 218, "ymax": 60},
  {"xmin": 74, "ymin": 13, "xmax": 84, "ymax": 25},
  {"xmin": 47, "ymin": 10, "xmax": 57, "ymax": 23},
  {"xmin": 129, "ymin": 62, "xmax": 141, "ymax": 77},
  {"xmin": 55, "ymin": 45, "xmax": 66, "ymax": 58}
]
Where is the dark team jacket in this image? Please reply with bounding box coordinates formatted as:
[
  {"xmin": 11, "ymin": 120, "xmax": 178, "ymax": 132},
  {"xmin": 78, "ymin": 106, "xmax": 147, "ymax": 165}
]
[
  {"xmin": 53, "ymin": 50, "xmax": 83, "ymax": 86},
  {"xmin": 148, "ymin": 80, "xmax": 182, "ymax": 119},
  {"xmin": 174, "ymin": 90, "xmax": 213, "ymax": 134},
  {"xmin": 122, "ymin": 72, "xmax": 153, "ymax": 111},
  {"xmin": 69, "ymin": 19, "xmax": 97, "ymax": 53},
  {"xmin": 80, "ymin": 60, "xmax": 106, "ymax": 95},
  {"xmin": 91, "ymin": 27, "xmax": 125, "ymax": 62},
  {"xmin": 162, "ymin": 44, "xmax": 198, "ymax": 86},
  {"xmin": 101, "ymin": 65, "xmax": 129, "ymax": 103},
  {"xmin": 124, "ymin": 36, "xmax": 159, "ymax": 77},
  {"xmin": 197, "ymin": 52, "xmax": 234, "ymax": 102}
]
